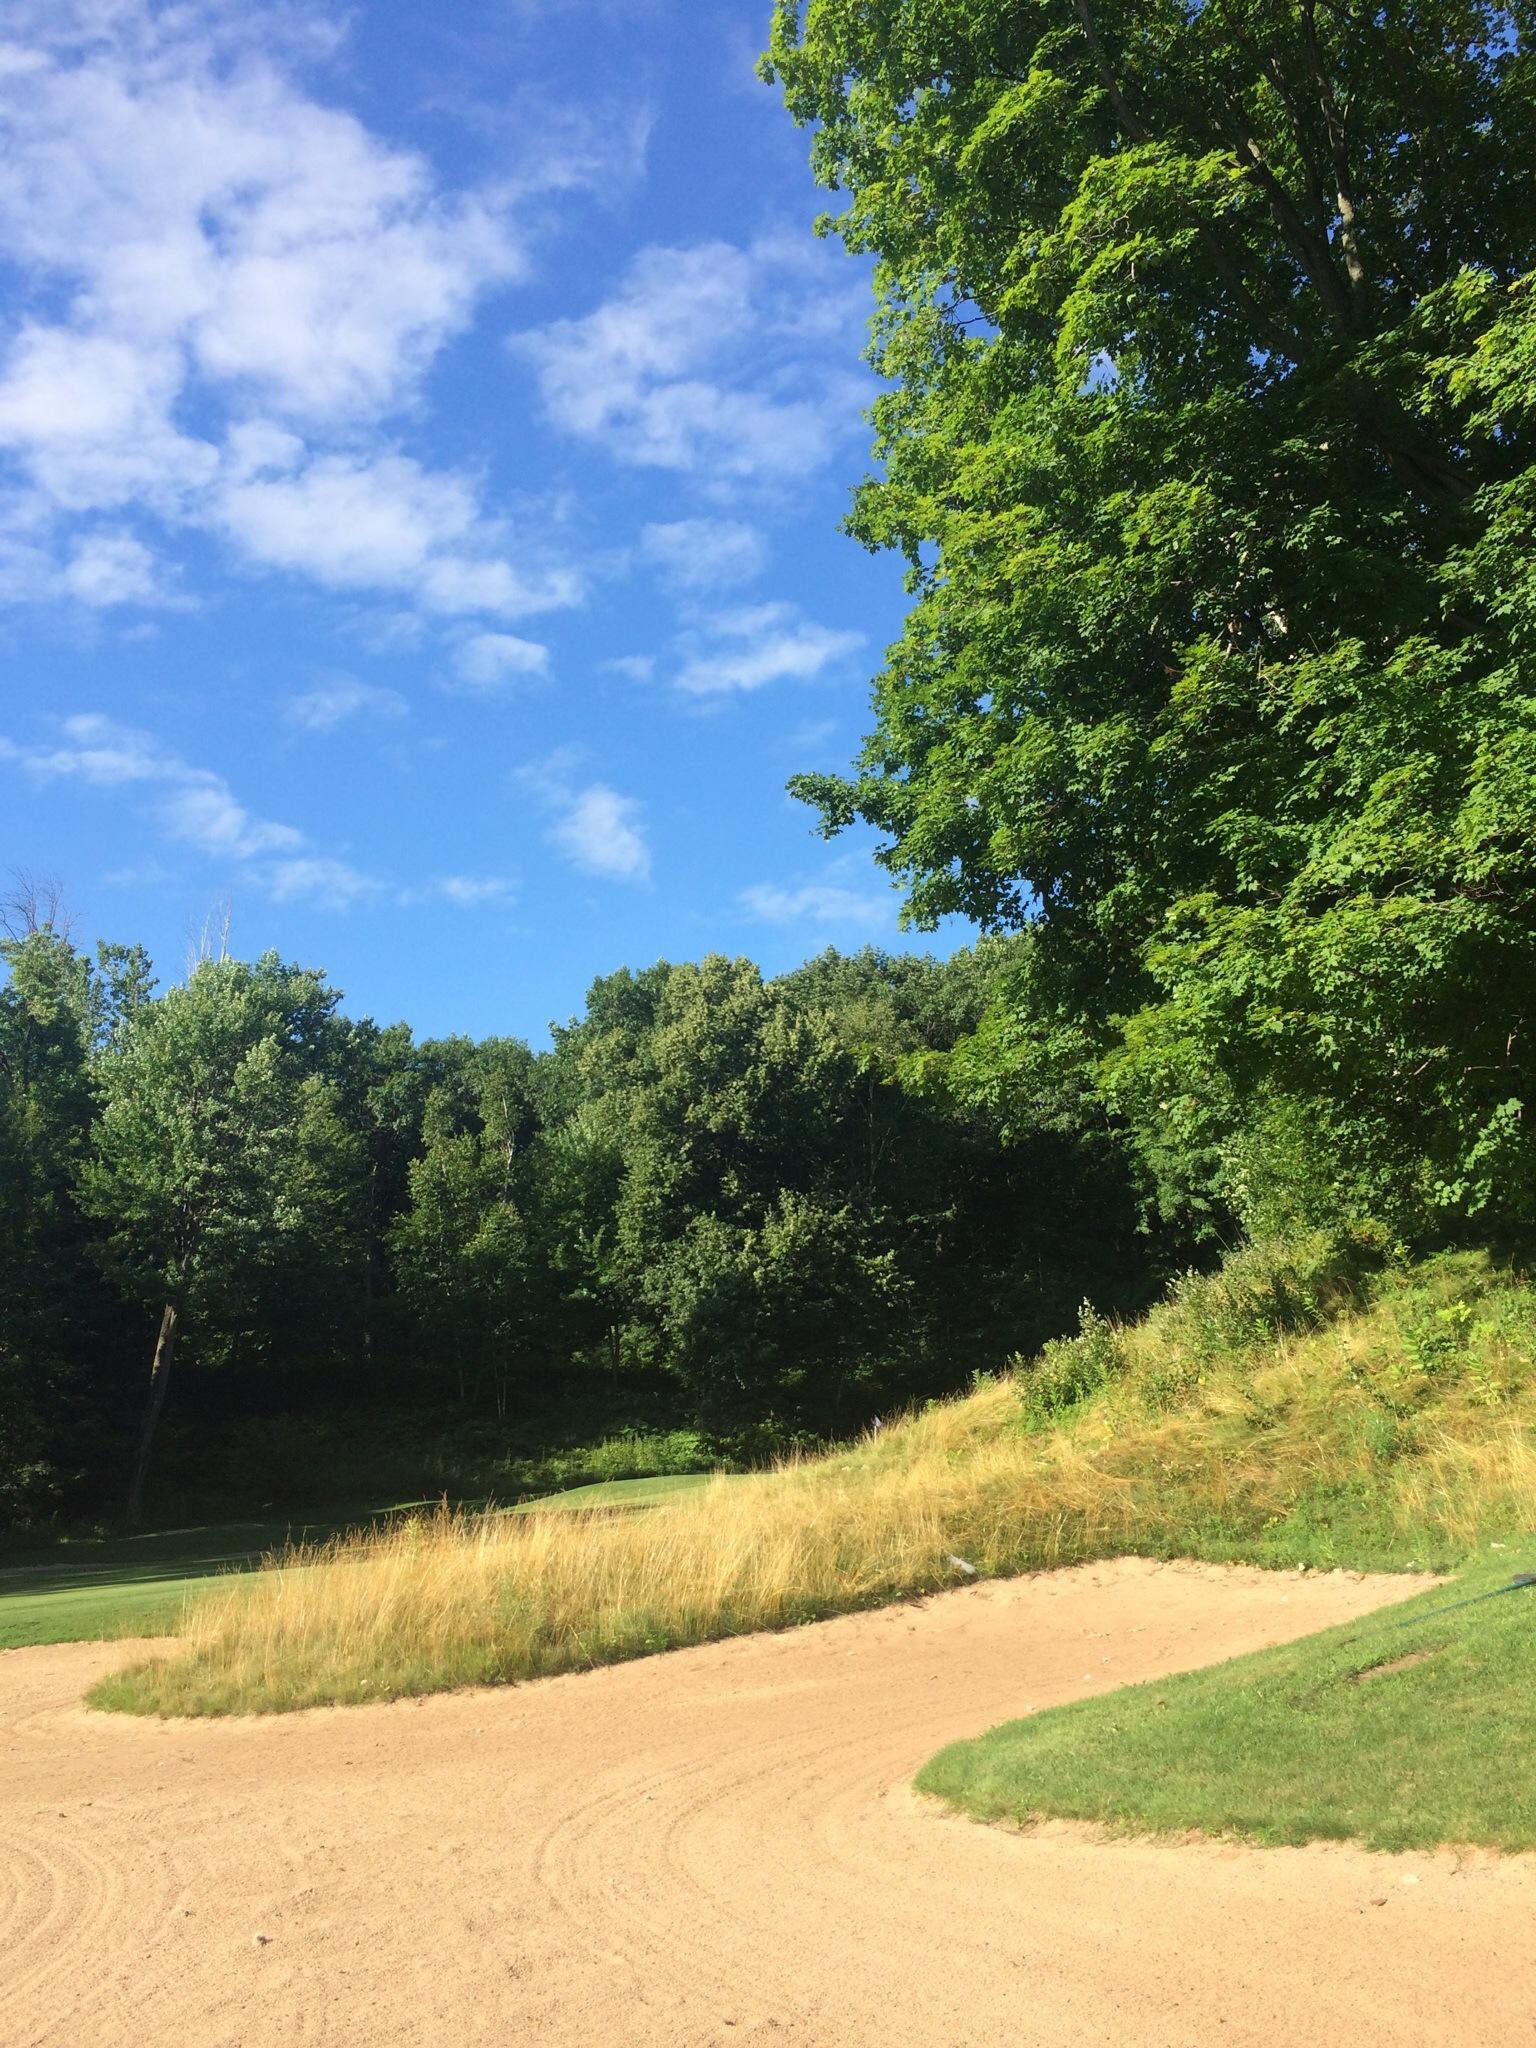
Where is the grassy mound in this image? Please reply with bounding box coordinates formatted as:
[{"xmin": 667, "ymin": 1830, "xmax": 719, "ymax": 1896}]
[
  {"xmin": 93, "ymin": 1242, "xmax": 1536, "ymax": 1716},
  {"xmin": 917, "ymin": 1545, "xmax": 1536, "ymax": 1852}
]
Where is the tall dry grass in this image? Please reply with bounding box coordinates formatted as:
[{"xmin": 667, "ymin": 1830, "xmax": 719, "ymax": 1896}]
[{"xmin": 94, "ymin": 1249, "xmax": 1536, "ymax": 1716}]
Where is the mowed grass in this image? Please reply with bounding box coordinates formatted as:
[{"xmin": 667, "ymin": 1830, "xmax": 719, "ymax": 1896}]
[
  {"xmin": 917, "ymin": 1544, "xmax": 1536, "ymax": 1852},
  {"xmin": 0, "ymin": 1572, "xmax": 213, "ymax": 1650},
  {"xmin": 92, "ymin": 1245, "xmax": 1536, "ymax": 1718},
  {"xmin": 0, "ymin": 1508, "xmax": 433, "ymax": 1650},
  {"xmin": 509, "ymin": 1473, "xmax": 714, "ymax": 1515},
  {"xmin": 1, "ymin": 1477, "xmax": 714, "ymax": 1652}
]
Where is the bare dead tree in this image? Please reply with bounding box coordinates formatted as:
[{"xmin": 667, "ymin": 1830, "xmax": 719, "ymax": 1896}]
[
  {"xmin": 184, "ymin": 895, "xmax": 234, "ymax": 974},
  {"xmin": 1, "ymin": 870, "xmax": 73, "ymax": 942}
]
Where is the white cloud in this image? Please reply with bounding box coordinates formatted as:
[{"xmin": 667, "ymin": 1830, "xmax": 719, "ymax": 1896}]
[
  {"xmin": 0, "ymin": 21, "xmax": 520, "ymax": 422},
  {"xmin": 1, "ymin": 712, "xmax": 378, "ymax": 906},
  {"xmin": 740, "ymin": 881, "xmax": 894, "ymax": 929},
  {"xmin": 639, "ymin": 517, "xmax": 766, "ymax": 592},
  {"xmin": 10, "ymin": 712, "xmax": 174, "ymax": 786},
  {"xmin": 674, "ymin": 601, "xmax": 864, "ymax": 696},
  {"xmin": 515, "ymin": 749, "xmax": 652, "ymax": 885},
  {"xmin": 395, "ymin": 872, "xmax": 519, "ymax": 908},
  {"xmin": 602, "ymin": 653, "xmax": 655, "ymax": 683},
  {"xmin": 550, "ymin": 783, "xmax": 650, "ymax": 882},
  {"xmin": 61, "ymin": 531, "xmax": 164, "ymax": 607},
  {"xmin": 450, "ymin": 631, "xmax": 550, "ymax": 691},
  {"xmin": 213, "ymin": 446, "xmax": 579, "ymax": 620},
  {"xmin": 432, "ymin": 874, "xmax": 517, "ymax": 907},
  {"xmin": 159, "ymin": 781, "xmax": 302, "ymax": 859},
  {"xmin": 286, "ymin": 677, "xmax": 407, "ymax": 732},
  {"xmin": 516, "ymin": 236, "xmax": 867, "ymax": 487},
  {"xmin": 0, "ymin": 7, "xmax": 578, "ymax": 622},
  {"xmin": 265, "ymin": 855, "xmax": 379, "ymax": 909},
  {"xmin": 0, "ymin": 499, "xmax": 168, "ymax": 609},
  {"xmin": 0, "ymin": 328, "xmax": 213, "ymax": 512}
]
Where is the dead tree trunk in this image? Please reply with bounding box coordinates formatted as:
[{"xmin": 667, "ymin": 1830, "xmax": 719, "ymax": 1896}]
[{"xmin": 126, "ymin": 1301, "xmax": 178, "ymax": 1528}]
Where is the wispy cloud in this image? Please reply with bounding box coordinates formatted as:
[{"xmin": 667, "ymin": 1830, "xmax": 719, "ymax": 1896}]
[
  {"xmin": 674, "ymin": 601, "xmax": 863, "ymax": 696},
  {"xmin": 521, "ymin": 751, "xmax": 651, "ymax": 883},
  {"xmin": 286, "ymin": 677, "xmax": 408, "ymax": 732},
  {"xmin": 431, "ymin": 874, "xmax": 518, "ymax": 908},
  {"xmin": 215, "ymin": 437, "xmax": 579, "ymax": 621},
  {"xmin": 739, "ymin": 880, "xmax": 895, "ymax": 930},
  {"xmin": 639, "ymin": 516, "xmax": 766, "ymax": 592},
  {"xmin": 61, "ymin": 531, "xmax": 166, "ymax": 607},
  {"xmin": 0, "ymin": 713, "xmax": 378, "ymax": 907},
  {"xmin": 396, "ymin": 872, "xmax": 518, "ymax": 909},
  {"xmin": 449, "ymin": 630, "xmax": 551, "ymax": 692},
  {"xmin": 266, "ymin": 856, "xmax": 379, "ymax": 910},
  {"xmin": 552, "ymin": 783, "xmax": 650, "ymax": 882},
  {"xmin": 602, "ymin": 653, "xmax": 655, "ymax": 683},
  {"xmin": 515, "ymin": 235, "xmax": 867, "ymax": 489}
]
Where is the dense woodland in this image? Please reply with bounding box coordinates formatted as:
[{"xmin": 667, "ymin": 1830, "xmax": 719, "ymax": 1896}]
[
  {"xmin": 8, "ymin": 0, "xmax": 1536, "ymax": 1528},
  {"xmin": 0, "ymin": 919, "xmax": 1168, "ymax": 1527}
]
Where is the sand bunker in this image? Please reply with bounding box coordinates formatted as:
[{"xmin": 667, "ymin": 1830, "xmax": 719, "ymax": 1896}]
[{"xmin": 4, "ymin": 1555, "xmax": 1532, "ymax": 2046}]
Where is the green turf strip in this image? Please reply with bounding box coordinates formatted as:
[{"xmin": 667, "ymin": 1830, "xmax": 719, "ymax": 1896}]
[
  {"xmin": 917, "ymin": 1544, "xmax": 1536, "ymax": 1854},
  {"xmin": 508, "ymin": 1472, "xmax": 714, "ymax": 1514},
  {"xmin": 0, "ymin": 1508, "xmax": 402, "ymax": 1651}
]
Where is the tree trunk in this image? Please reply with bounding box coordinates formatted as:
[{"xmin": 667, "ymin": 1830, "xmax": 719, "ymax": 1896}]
[{"xmin": 126, "ymin": 1301, "xmax": 178, "ymax": 1528}]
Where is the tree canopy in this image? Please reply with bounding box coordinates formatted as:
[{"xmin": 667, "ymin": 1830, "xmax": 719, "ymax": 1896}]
[{"xmin": 764, "ymin": 0, "xmax": 1536, "ymax": 1238}]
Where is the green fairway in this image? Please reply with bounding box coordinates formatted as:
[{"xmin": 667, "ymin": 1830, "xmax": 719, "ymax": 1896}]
[
  {"xmin": 0, "ymin": 1572, "xmax": 212, "ymax": 1649},
  {"xmin": 0, "ymin": 1508, "xmax": 425, "ymax": 1650},
  {"xmin": 509, "ymin": 1472, "xmax": 715, "ymax": 1514},
  {"xmin": 917, "ymin": 1544, "xmax": 1536, "ymax": 1854},
  {"xmin": 0, "ymin": 1474, "xmax": 718, "ymax": 1651}
]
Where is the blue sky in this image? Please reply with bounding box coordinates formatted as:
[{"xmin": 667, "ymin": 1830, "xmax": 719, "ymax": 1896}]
[{"xmin": 0, "ymin": 0, "xmax": 956, "ymax": 1041}]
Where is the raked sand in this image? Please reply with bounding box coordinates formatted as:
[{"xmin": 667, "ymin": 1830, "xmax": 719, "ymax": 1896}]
[{"xmin": 5, "ymin": 1555, "xmax": 1533, "ymax": 2047}]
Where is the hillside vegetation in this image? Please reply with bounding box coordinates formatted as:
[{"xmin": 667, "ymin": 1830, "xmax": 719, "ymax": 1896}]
[{"xmin": 95, "ymin": 1241, "xmax": 1536, "ymax": 1716}]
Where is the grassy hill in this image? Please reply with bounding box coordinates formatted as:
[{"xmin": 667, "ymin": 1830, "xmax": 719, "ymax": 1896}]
[{"xmin": 91, "ymin": 1238, "xmax": 1536, "ymax": 1721}]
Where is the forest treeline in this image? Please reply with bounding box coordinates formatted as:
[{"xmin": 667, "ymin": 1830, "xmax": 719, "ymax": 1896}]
[{"xmin": 0, "ymin": 921, "xmax": 1166, "ymax": 1527}]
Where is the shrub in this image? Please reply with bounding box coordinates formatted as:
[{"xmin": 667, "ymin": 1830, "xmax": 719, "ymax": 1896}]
[
  {"xmin": 1150, "ymin": 1232, "xmax": 1371, "ymax": 1362},
  {"xmin": 1015, "ymin": 1305, "xmax": 1125, "ymax": 1428}
]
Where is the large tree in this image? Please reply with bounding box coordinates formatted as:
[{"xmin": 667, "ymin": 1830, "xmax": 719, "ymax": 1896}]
[
  {"xmin": 765, "ymin": 1, "xmax": 1536, "ymax": 1237},
  {"xmin": 85, "ymin": 953, "xmax": 355, "ymax": 1523},
  {"xmin": 0, "ymin": 916, "xmax": 151, "ymax": 1520},
  {"xmin": 538, "ymin": 951, "xmax": 1156, "ymax": 1432}
]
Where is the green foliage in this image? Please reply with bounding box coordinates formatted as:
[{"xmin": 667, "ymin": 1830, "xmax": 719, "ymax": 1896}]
[
  {"xmin": 545, "ymin": 948, "xmax": 1160, "ymax": 1431},
  {"xmin": 0, "ymin": 922, "xmax": 149, "ymax": 1522},
  {"xmin": 765, "ymin": 0, "xmax": 1536, "ymax": 1242},
  {"xmin": 1011, "ymin": 1231, "xmax": 1365, "ymax": 1435},
  {"xmin": 1, "ymin": 933, "xmax": 1165, "ymax": 1528},
  {"xmin": 84, "ymin": 952, "xmax": 354, "ymax": 1321},
  {"xmin": 76, "ymin": 952, "xmax": 363, "ymax": 1517},
  {"xmin": 1150, "ymin": 1231, "xmax": 1370, "ymax": 1361},
  {"xmin": 1015, "ymin": 1304, "xmax": 1124, "ymax": 1428},
  {"xmin": 514, "ymin": 1430, "xmax": 714, "ymax": 1493}
]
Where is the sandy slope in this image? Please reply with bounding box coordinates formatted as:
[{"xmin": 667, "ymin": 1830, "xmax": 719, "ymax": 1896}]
[{"xmin": 4, "ymin": 1556, "xmax": 1533, "ymax": 2048}]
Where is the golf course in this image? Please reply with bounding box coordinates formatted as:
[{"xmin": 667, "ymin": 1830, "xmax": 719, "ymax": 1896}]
[
  {"xmin": 7, "ymin": 1247, "xmax": 1536, "ymax": 2041},
  {"xmin": 6, "ymin": 0, "xmax": 1536, "ymax": 2039}
]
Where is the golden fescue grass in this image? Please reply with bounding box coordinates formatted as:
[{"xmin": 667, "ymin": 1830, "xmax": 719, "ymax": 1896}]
[{"xmin": 93, "ymin": 1252, "xmax": 1536, "ymax": 1716}]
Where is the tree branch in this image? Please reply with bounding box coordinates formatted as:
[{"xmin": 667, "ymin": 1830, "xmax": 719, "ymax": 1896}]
[{"xmin": 1298, "ymin": 0, "xmax": 1369, "ymax": 318}]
